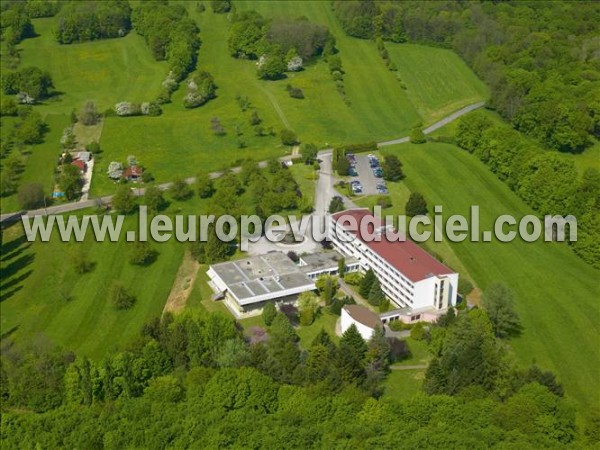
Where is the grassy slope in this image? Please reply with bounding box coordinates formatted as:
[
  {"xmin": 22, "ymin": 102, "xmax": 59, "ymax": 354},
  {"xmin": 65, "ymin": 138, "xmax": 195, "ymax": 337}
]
[
  {"xmin": 0, "ymin": 213, "xmax": 184, "ymax": 359},
  {"xmin": 386, "ymin": 141, "xmax": 600, "ymax": 407},
  {"xmin": 237, "ymin": 1, "xmax": 421, "ymax": 139},
  {"xmin": 17, "ymin": 18, "xmax": 168, "ymax": 114},
  {"xmin": 386, "ymin": 43, "xmax": 489, "ymax": 123}
]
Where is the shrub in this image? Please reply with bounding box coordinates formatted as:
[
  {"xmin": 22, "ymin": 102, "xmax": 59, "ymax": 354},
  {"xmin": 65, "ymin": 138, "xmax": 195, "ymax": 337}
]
[
  {"xmin": 129, "ymin": 241, "xmax": 156, "ymax": 266},
  {"xmin": 257, "ymin": 54, "xmax": 287, "ymax": 80},
  {"xmin": 183, "ymin": 71, "xmax": 217, "ymax": 108},
  {"xmin": 388, "ymin": 320, "xmax": 410, "ymax": 332},
  {"xmin": 78, "ymin": 101, "xmax": 99, "ymax": 125},
  {"xmin": 287, "ymin": 56, "xmax": 303, "ymax": 72},
  {"xmin": 288, "ymin": 87, "xmax": 304, "ymax": 99},
  {"xmin": 344, "ymin": 272, "xmax": 362, "ymax": 286},
  {"xmin": 72, "ymin": 248, "xmax": 95, "ymax": 274},
  {"xmin": 169, "ymin": 178, "xmax": 193, "ymax": 201},
  {"xmin": 141, "ymin": 171, "xmax": 155, "ymax": 183},
  {"xmin": 410, "ymin": 127, "xmax": 426, "ymax": 144},
  {"xmin": 410, "ymin": 322, "xmax": 426, "ymax": 341},
  {"xmin": 376, "ymin": 196, "xmax": 392, "ymax": 209},
  {"xmin": 458, "ymin": 278, "xmax": 474, "ymax": 297},
  {"xmin": 262, "ymin": 302, "xmax": 277, "ymax": 326},
  {"xmin": 211, "ymin": 117, "xmax": 226, "ymax": 136},
  {"xmin": 280, "ymin": 128, "xmax": 299, "ymax": 146},
  {"xmin": 110, "ymin": 281, "xmax": 136, "ymax": 310},
  {"xmin": 211, "ymin": 0, "xmax": 231, "ymax": 13}
]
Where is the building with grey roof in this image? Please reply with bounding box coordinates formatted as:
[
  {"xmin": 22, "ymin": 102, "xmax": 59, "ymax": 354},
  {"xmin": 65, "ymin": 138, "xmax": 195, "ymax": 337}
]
[{"xmin": 207, "ymin": 252, "xmax": 316, "ymax": 314}]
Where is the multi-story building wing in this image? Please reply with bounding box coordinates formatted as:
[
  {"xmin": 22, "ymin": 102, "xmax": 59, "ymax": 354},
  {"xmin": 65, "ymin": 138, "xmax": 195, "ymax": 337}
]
[{"xmin": 329, "ymin": 209, "xmax": 458, "ymax": 311}]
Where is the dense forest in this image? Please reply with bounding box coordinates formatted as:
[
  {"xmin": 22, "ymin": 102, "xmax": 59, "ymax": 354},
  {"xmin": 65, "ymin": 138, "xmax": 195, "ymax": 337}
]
[
  {"xmin": 2, "ymin": 307, "xmax": 597, "ymax": 449},
  {"xmin": 333, "ymin": 0, "xmax": 600, "ymax": 154},
  {"xmin": 54, "ymin": 0, "xmax": 131, "ymax": 44}
]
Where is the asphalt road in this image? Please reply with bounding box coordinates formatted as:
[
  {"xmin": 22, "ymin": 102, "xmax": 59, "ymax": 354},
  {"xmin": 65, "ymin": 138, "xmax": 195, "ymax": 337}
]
[
  {"xmin": 1, "ymin": 102, "xmax": 485, "ymax": 222},
  {"xmin": 378, "ymin": 101, "xmax": 485, "ymax": 147}
]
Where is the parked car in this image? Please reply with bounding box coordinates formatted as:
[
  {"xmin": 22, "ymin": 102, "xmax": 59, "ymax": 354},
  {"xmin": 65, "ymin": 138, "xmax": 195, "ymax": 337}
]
[
  {"xmin": 376, "ymin": 182, "xmax": 388, "ymax": 194},
  {"xmin": 349, "ymin": 167, "xmax": 358, "ymax": 176},
  {"xmin": 373, "ymin": 167, "xmax": 383, "ymax": 178}
]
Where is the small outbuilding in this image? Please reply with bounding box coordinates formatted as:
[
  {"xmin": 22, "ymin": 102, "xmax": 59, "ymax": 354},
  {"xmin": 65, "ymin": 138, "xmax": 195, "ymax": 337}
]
[{"xmin": 341, "ymin": 304, "xmax": 383, "ymax": 340}]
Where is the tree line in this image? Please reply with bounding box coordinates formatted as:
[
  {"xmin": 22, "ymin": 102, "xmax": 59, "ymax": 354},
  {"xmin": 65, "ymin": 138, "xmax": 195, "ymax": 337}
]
[
  {"xmin": 132, "ymin": 2, "xmax": 200, "ymax": 83},
  {"xmin": 455, "ymin": 111, "xmax": 600, "ymax": 268},
  {"xmin": 2, "ymin": 304, "xmax": 596, "ymax": 448},
  {"xmin": 54, "ymin": 0, "xmax": 132, "ymax": 44},
  {"xmin": 332, "ymin": 1, "xmax": 599, "ymax": 154}
]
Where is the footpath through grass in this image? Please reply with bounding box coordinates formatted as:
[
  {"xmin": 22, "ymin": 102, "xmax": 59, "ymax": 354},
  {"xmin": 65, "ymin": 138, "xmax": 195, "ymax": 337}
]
[{"xmin": 386, "ymin": 141, "xmax": 600, "ymax": 407}]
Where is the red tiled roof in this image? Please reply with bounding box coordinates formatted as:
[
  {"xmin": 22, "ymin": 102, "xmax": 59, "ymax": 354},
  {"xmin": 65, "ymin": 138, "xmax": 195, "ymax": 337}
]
[
  {"xmin": 71, "ymin": 159, "xmax": 85, "ymax": 171},
  {"xmin": 331, "ymin": 208, "xmax": 454, "ymax": 282},
  {"xmin": 123, "ymin": 166, "xmax": 143, "ymax": 178}
]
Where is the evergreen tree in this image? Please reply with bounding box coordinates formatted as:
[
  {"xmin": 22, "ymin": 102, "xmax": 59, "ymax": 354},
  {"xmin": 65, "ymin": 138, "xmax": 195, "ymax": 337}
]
[
  {"xmin": 359, "ymin": 269, "xmax": 376, "ymax": 298},
  {"xmin": 382, "ymin": 154, "xmax": 404, "ymax": 181},
  {"xmin": 337, "ymin": 324, "xmax": 367, "ymax": 383},
  {"xmin": 368, "ymin": 278, "xmax": 384, "ymax": 307},
  {"xmin": 405, "ymin": 192, "xmax": 428, "ymax": 217}
]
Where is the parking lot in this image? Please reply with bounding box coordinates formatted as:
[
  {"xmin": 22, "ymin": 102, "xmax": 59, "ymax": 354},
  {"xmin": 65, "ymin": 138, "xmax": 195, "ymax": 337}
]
[{"xmin": 347, "ymin": 153, "xmax": 388, "ymax": 196}]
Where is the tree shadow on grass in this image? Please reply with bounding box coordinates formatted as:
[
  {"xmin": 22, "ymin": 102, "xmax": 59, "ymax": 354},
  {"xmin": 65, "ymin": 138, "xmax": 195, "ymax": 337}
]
[{"xmin": 0, "ymin": 235, "xmax": 35, "ymax": 303}]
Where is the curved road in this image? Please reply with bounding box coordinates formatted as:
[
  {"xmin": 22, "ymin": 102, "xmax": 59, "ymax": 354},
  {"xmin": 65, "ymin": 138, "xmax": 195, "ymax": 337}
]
[{"xmin": 1, "ymin": 102, "xmax": 485, "ymax": 222}]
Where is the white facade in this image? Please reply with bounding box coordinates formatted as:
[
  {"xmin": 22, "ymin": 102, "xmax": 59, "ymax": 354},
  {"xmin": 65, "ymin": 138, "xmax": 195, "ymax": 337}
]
[
  {"xmin": 341, "ymin": 307, "xmax": 378, "ymax": 340},
  {"xmin": 329, "ymin": 210, "xmax": 458, "ymax": 311}
]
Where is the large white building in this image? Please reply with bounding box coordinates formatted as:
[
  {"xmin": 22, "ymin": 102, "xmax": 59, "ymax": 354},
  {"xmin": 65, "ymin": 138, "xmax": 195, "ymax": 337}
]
[
  {"xmin": 329, "ymin": 209, "xmax": 458, "ymax": 312},
  {"xmin": 207, "ymin": 252, "xmax": 316, "ymax": 317},
  {"xmin": 207, "ymin": 251, "xmax": 356, "ymax": 317}
]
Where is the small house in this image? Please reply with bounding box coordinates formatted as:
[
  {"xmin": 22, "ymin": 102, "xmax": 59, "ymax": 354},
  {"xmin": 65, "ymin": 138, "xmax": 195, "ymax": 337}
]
[{"xmin": 123, "ymin": 166, "xmax": 143, "ymax": 181}]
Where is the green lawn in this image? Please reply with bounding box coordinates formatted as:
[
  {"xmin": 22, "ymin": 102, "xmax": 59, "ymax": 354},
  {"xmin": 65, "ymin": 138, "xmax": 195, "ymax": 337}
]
[
  {"xmin": 0, "ymin": 213, "xmax": 184, "ymax": 359},
  {"xmin": 1, "ymin": 195, "xmax": 211, "ymax": 359},
  {"xmin": 383, "ymin": 369, "xmax": 425, "ymax": 400},
  {"xmin": 296, "ymin": 310, "xmax": 340, "ymax": 348},
  {"xmin": 3, "ymin": 3, "xmax": 491, "ymax": 197},
  {"xmin": 386, "ymin": 43, "xmax": 489, "ymax": 124},
  {"xmin": 16, "ymin": 18, "xmax": 168, "ymax": 115},
  {"xmin": 384, "ymin": 141, "xmax": 600, "ymax": 407}
]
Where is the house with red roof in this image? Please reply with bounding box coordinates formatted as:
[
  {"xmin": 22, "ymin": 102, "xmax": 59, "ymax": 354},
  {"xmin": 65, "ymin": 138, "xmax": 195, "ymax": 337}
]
[
  {"xmin": 329, "ymin": 208, "xmax": 459, "ymax": 313},
  {"xmin": 71, "ymin": 159, "xmax": 86, "ymax": 173},
  {"xmin": 123, "ymin": 166, "xmax": 143, "ymax": 181}
]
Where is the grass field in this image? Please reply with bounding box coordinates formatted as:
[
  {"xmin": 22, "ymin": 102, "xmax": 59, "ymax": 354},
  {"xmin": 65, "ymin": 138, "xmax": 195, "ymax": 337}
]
[
  {"xmin": 3, "ymin": 3, "xmax": 491, "ymax": 197},
  {"xmin": 386, "ymin": 43, "xmax": 489, "ymax": 124},
  {"xmin": 0, "ymin": 212, "xmax": 184, "ymax": 359},
  {"xmin": 16, "ymin": 18, "xmax": 168, "ymax": 115},
  {"xmin": 383, "ymin": 141, "xmax": 600, "ymax": 407}
]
